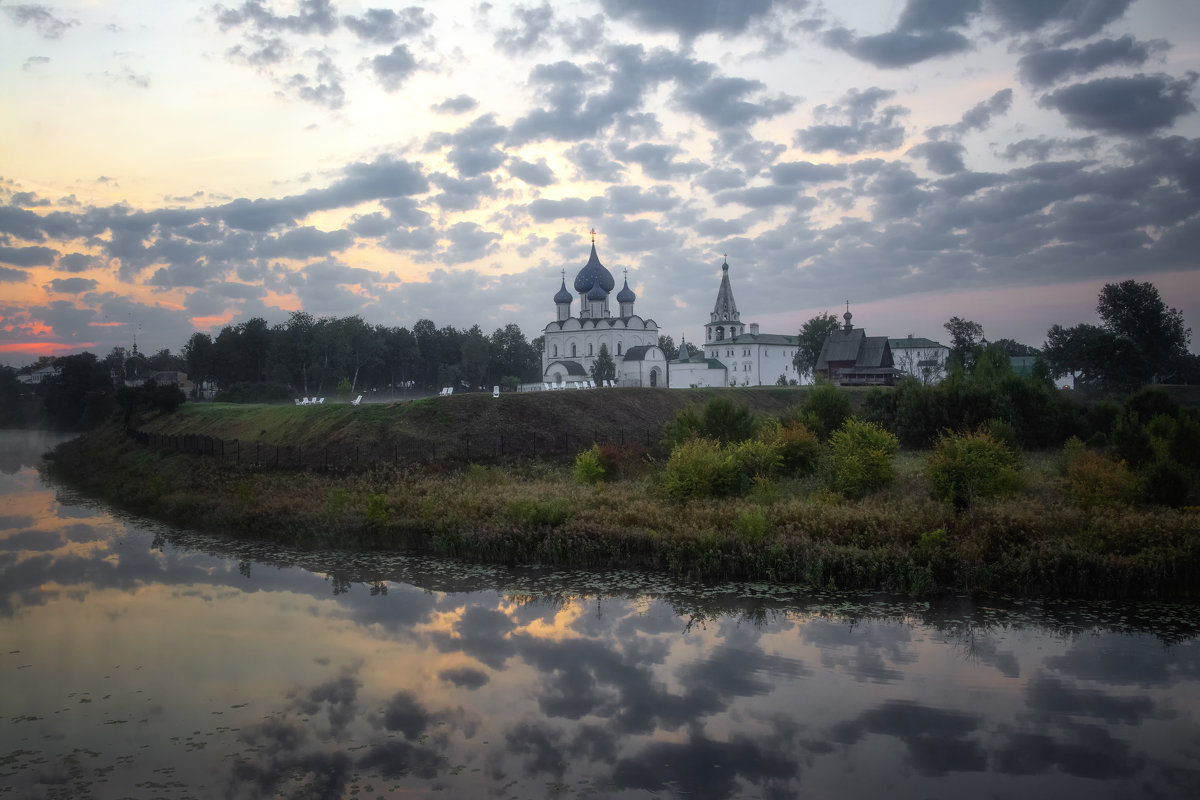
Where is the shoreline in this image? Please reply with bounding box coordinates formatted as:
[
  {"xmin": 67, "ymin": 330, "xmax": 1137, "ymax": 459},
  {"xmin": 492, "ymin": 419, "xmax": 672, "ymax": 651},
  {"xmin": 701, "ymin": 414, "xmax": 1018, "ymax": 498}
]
[{"xmin": 46, "ymin": 417, "xmax": 1200, "ymax": 600}]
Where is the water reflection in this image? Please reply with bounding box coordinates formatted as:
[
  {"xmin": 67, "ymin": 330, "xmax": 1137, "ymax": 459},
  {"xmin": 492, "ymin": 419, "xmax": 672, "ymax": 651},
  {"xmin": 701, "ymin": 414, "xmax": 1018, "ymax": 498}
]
[{"xmin": 3, "ymin": 430, "xmax": 1200, "ymax": 799}]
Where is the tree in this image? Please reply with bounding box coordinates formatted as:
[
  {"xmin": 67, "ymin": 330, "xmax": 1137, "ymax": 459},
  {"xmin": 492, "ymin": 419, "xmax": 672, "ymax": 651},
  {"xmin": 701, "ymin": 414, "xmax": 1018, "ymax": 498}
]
[
  {"xmin": 991, "ymin": 338, "xmax": 1040, "ymax": 357},
  {"xmin": 793, "ymin": 312, "xmax": 840, "ymax": 383},
  {"xmin": 182, "ymin": 333, "xmax": 215, "ymax": 397},
  {"xmin": 1044, "ymin": 323, "xmax": 1150, "ymax": 391},
  {"xmin": 658, "ymin": 335, "xmax": 679, "ymax": 361},
  {"xmin": 1097, "ymin": 280, "xmax": 1191, "ymax": 382},
  {"xmin": 944, "ymin": 317, "xmax": 985, "ymax": 370},
  {"xmin": 591, "ymin": 343, "xmax": 616, "ymax": 383}
]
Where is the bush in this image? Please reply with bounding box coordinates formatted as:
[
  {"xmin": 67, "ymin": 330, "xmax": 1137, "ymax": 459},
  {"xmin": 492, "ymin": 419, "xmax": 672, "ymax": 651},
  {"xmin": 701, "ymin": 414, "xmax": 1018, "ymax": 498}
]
[
  {"xmin": 728, "ymin": 438, "xmax": 782, "ymax": 480},
  {"xmin": 926, "ymin": 429, "xmax": 1022, "ymax": 511},
  {"xmin": 662, "ymin": 396, "xmax": 759, "ymax": 448},
  {"xmin": 1126, "ymin": 387, "xmax": 1179, "ymax": 424},
  {"xmin": 827, "ymin": 418, "xmax": 899, "ymax": 500},
  {"xmin": 1066, "ymin": 451, "xmax": 1137, "ymax": 508},
  {"xmin": 1111, "ymin": 410, "xmax": 1154, "ymax": 468},
  {"xmin": 760, "ymin": 419, "xmax": 822, "ymax": 476},
  {"xmin": 1139, "ymin": 459, "xmax": 1193, "ymax": 508},
  {"xmin": 1169, "ymin": 412, "xmax": 1200, "ymax": 468},
  {"xmin": 574, "ymin": 444, "xmax": 606, "ymax": 484},
  {"xmin": 661, "ymin": 438, "xmax": 748, "ymax": 501},
  {"xmin": 507, "ymin": 498, "xmax": 572, "ymax": 527},
  {"xmin": 801, "ymin": 380, "xmax": 852, "ymax": 440},
  {"xmin": 733, "ymin": 509, "xmax": 770, "ymax": 543}
]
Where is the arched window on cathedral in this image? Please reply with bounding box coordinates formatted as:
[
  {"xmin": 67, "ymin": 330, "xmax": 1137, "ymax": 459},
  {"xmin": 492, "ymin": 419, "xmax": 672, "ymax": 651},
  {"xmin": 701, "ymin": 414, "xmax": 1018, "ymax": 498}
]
[
  {"xmin": 616, "ymin": 342, "xmax": 622, "ymax": 355},
  {"xmin": 588, "ymin": 343, "xmax": 593, "ymax": 356},
  {"xmin": 716, "ymin": 326, "xmax": 724, "ymax": 341},
  {"xmin": 552, "ymin": 344, "xmax": 558, "ymax": 357},
  {"xmin": 571, "ymin": 344, "xmax": 577, "ymax": 357}
]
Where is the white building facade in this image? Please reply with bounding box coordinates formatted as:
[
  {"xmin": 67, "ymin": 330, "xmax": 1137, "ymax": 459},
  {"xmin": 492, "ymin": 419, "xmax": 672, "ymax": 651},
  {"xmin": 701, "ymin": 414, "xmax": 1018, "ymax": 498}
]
[
  {"xmin": 541, "ymin": 242, "xmax": 667, "ymax": 387},
  {"xmin": 669, "ymin": 259, "xmax": 801, "ymax": 388}
]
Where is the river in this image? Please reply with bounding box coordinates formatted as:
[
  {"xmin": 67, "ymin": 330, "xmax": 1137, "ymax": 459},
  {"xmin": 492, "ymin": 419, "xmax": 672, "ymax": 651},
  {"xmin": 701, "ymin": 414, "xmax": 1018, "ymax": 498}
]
[{"xmin": 2, "ymin": 429, "xmax": 1198, "ymax": 799}]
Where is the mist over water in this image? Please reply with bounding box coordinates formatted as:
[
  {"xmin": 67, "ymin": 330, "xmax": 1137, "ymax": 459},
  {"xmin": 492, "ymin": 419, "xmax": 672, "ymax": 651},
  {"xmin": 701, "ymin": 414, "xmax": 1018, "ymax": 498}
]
[{"xmin": 2, "ymin": 430, "xmax": 1199, "ymax": 799}]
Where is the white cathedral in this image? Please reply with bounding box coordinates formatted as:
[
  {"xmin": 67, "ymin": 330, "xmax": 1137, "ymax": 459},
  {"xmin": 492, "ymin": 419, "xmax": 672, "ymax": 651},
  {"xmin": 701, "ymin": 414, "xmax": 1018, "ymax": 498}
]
[{"xmin": 539, "ymin": 241, "xmax": 801, "ymax": 389}]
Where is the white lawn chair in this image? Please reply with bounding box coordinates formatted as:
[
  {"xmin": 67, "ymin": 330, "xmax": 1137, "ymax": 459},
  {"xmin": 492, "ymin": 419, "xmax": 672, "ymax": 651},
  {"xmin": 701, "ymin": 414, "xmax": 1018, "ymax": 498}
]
[
  {"xmin": 318, "ymin": 397, "xmax": 325, "ymax": 404},
  {"xmin": 352, "ymin": 394, "xmax": 363, "ymax": 406},
  {"xmin": 447, "ymin": 387, "xmax": 454, "ymax": 395},
  {"xmin": 543, "ymin": 382, "xmax": 551, "ymax": 391},
  {"xmin": 492, "ymin": 385, "xmax": 500, "ymax": 398},
  {"xmin": 294, "ymin": 398, "xmax": 302, "ymax": 405}
]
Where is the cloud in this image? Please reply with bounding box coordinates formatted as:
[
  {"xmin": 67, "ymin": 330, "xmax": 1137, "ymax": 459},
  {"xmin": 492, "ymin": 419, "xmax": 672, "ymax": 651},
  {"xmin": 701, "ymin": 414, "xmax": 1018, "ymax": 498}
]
[
  {"xmin": 57, "ymin": 253, "xmax": 101, "ymax": 273},
  {"xmin": 600, "ymin": 0, "xmax": 777, "ymax": 40},
  {"xmin": 438, "ymin": 222, "xmax": 501, "ymax": 265},
  {"xmin": 909, "ymin": 141, "xmax": 967, "ymax": 174},
  {"xmin": 0, "ymin": 244, "xmax": 59, "ymax": 267},
  {"xmin": 1038, "ymin": 73, "xmax": 1198, "ymax": 135},
  {"xmin": 3, "ymin": 4, "xmax": 78, "ymax": 39},
  {"xmin": 371, "ymin": 44, "xmax": 419, "ymax": 91},
  {"xmin": 770, "ymin": 161, "xmax": 848, "ymax": 185},
  {"xmin": 343, "ymin": 7, "xmax": 432, "ymax": 44},
  {"xmin": 926, "ymin": 89, "xmax": 1013, "ymax": 140},
  {"xmin": 1018, "ymin": 36, "xmax": 1166, "ymax": 87},
  {"xmin": 610, "ymin": 142, "xmax": 705, "ymax": 181},
  {"xmin": 22, "ymin": 55, "xmax": 50, "ymax": 71},
  {"xmin": 46, "ymin": 277, "xmax": 99, "ymax": 294},
  {"xmin": 566, "ymin": 143, "xmax": 625, "ymax": 182},
  {"xmin": 795, "ymin": 87, "xmax": 908, "ymax": 154},
  {"xmin": 526, "ymin": 196, "xmax": 601, "ymax": 223},
  {"xmin": 495, "ymin": 3, "xmax": 555, "ymax": 54},
  {"xmin": 431, "ymin": 94, "xmax": 478, "ymax": 115},
  {"xmin": 986, "ymin": 0, "xmax": 1133, "ymax": 45},
  {"xmin": 676, "ymin": 75, "xmax": 796, "ymax": 128},
  {"xmin": 286, "ymin": 49, "xmax": 344, "ymax": 108},
  {"xmin": 0, "ymin": 266, "xmax": 26, "ymax": 283},
  {"xmin": 215, "ymin": 0, "xmax": 337, "ymax": 37},
  {"xmin": 426, "ymin": 114, "xmax": 509, "ymax": 178},
  {"xmin": 506, "ymin": 157, "xmax": 557, "ymax": 187},
  {"xmin": 227, "ymin": 34, "xmax": 290, "ymax": 66},
  {"xmin": 1000, "ymin": 136, "xmax": 1098, "ymax": 161},
  {"xmin": 823, "ymin": 27, "xmax": 972, "ymax": 69}
]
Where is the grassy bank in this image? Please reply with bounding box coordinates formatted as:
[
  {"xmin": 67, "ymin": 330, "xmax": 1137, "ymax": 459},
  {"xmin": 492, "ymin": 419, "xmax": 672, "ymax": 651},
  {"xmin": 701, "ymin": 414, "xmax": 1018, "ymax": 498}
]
[{"xmin": 48, "ymin": 396, "xmax": 1200, "ymax": 599}]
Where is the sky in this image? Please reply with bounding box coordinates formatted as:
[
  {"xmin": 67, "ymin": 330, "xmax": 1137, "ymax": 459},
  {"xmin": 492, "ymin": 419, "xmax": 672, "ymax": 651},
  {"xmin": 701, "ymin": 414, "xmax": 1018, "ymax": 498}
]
[{"xmin": 1, "ymin": 0, "xmax": 1198, "ymax": 367}]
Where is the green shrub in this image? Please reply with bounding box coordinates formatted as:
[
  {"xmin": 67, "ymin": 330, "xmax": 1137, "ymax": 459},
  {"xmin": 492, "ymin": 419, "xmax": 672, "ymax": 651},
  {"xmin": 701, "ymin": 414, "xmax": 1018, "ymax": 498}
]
[
  {"xmin": 1111, "ymin": 410, "xmax": 1154, "ymax": 468},
  {"xmin": 1066, "ymin": 451, "xmax": 1137, "ymax": 508},
  {"xmin": 1059, "ymin": 436, "xmax": 1087, "ymax": 476},
  {"xmin": 1139, "ymin": 459, "xmax": 1193, "ymax": 508},
  {"xmin": 729, "ymin": 437, "xmax": 782, "ymax": 479},
  {"xmin": 662, "ymin": 405, "xmax": 704, "ymax": 449},
  {"xmin": 327, "ymin": 487, "xmax": 349, "ymax": 513},
  {"xmin": 1126, "ymin": 387, "xmax": 1179, "ymax": 424},
  {"xmin": 926, "ymin": 429, "xmax": 1022, "ymax": 511},
  {"xmin": 507, "ymin": 498, "xmax": 572, "ymax": 527},
  {"xmin": 733, "ymin": 509, "xmax": 770, "ymax": 543},
  {"xmin": 827, "ymin": 418, "xmax": 899, "ymax": 499},
  {"xmin": 801, "ymin": 380, "xmax": 852, "ymax": 440},
  {"xmin": 1169, "ymin": 412, "xmax": 1200, "ymax": 468},
  {"xmin": 1087, "ymin": 399, "xmax": 1122, "ymax": 439},
  {"xmin": 662, "ymin": 396, "xmax": 759, "ymax": 448},
  {"xmin": 981, "ymin": 418, "xmax": 1021, "ymax": 453},
  {"xmin": 364, "ymin": 493, "xmax": 389, "ymax": 524},
  {"xmin": 661, "ymin": 438, "xmax": 748, "ymax": 501},
  {"xmin": 574, "ymin": 444, "xmax": 607, "ymax": 484},
  {"xmin": 760, "ymin": 419, "xmax": 822, "ymax": 476}
]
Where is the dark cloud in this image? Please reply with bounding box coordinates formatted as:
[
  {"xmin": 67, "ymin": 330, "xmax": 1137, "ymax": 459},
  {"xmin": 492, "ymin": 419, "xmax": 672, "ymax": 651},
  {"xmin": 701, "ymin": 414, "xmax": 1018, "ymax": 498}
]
[
  {"xmin": 714, "ymin": 184, "xmax": 802, "ymax": 209},
  {"xmin": 1024, "ymin": 674, "xmax": 1158, "ymax": 724},
  {"xmin": 1001, "ymin": 136, "xmax": 1098, "ymax": 161},
  {"xmin": 1019, "ymin": 36, "xmax": 1165, "ymax": 87},
  {"xmin": 676, "ymin": 76, "xmax": 796, "ymax": 128},
  {"xmin": 1038, "ymin": 73, "xmax": 1198, "ymax": 135},
  {"xmin": 795, "ymin": 87, "xmax": 908, "ymax": 155},
  {"xmin": 926, "ymin": 88, "xmax": 1013, "ymax": 140},
  {"xmin": 343, "ymin": 7, "xmax": 432, "ymax": 44},
  {"xmin": 610, "ymin": 142, "xmax": 705, "ymax": 181},
  {"xmin": 47, "ymin": 277, "xmax": 99, "ymax": 294},
  {"xmin": 600, "ymin": 0, "xmax": 776, "ymax": 40},
  {"xmin": 437, "ymin": 666, "xmax": 489, "ymax": 689},
  {"xmin": 0, "ymin": 244, "xmax": 59, "ymax": 267},
  {"xmin": 993, "ymin": 725, "xmax": 1147, "ymax": 779},
  {"xmin": 611, "ymin": 734, "xmax": 797, "ymax": 797},
  {"xmin": 3, "ymin": 4, "xmax": 78, "ymax": 39},
  {"xmin": 0, "ymin": 266, "xmax": 27, "ymax": 282},
  {"xmin": 566, "ymin": 143, "xmax": 625, "ymax": 182},
  {"xmin": 215, "ymin": 0, "xmax": 337, "ymax": 36},
  {"xmin": 604, "ymin": 185, "xmax": 677, "ymax": 214},
  {"xmin": 909, "ymin": 141, "xmax": 967, "ymax": 174},
  {"xmin": 527, "ymin": 197, "xmax": 602, "ymax": 223},
  {"xmin": 824, "ymin": 27, "xmax": 972, "ymax": 69},
  {"xmin": 495, "ymin": 3, "xmax": 555, "ymax": 54},
  {"xmin": 428, "ymin": 174, "xmax": 497, "ymax": 213},
  {"xmin": 255, "ymin": 226, "xmax": 354, "ymax": 259},
  {"xmin": 427, "ymin": 114, "xmax": 509, "ymax": 178},
  {"xmin": 898, "ymin": 0, "xmax": 982, "ymax": 31},
  {"xmin": 439, "ymin": 222, "xmax": 502, "ymax": 265},
  {"xmin": 986, "ymin": 0, "xmax": 1133, "ymax": 45},
  {"xmin": 507, "ymin": 157, "xmax": 557, "ymax": 187},
  {"xmin": 431, "ymin": 94, "xmax": 478, "ymax": 115},
  {"xmin": 770, "ymin": 161, "xmax": 847, "ymax": 185},
  {"xmin": 371, "ymin": 44, "xmax": 419, "ymax": 91}
]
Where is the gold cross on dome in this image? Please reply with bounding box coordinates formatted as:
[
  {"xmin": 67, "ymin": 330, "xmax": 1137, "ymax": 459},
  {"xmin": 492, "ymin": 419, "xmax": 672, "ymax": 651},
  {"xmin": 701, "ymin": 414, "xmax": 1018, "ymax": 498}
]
[{"xmin": 590, "ymin": 228, "xmax": 597, "ymax": 243}]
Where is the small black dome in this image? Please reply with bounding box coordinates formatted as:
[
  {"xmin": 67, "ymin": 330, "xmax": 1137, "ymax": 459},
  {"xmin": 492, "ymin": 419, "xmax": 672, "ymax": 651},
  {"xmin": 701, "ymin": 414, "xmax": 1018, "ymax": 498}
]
[
  {"xmin": 554, "ymin": 277, "xmax": 573, "ymax": 305},
  {"xmin": 617, "ymin": 276, "xmax": 636, "ymax": 304}
]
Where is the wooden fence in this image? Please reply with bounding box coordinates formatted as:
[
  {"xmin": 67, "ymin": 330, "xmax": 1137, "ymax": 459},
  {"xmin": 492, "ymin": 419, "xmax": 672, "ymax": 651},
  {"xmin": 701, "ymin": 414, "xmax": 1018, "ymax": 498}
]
[{"xmin": 125, "ymin": 426, "xmax": 664, "ymax": 472}]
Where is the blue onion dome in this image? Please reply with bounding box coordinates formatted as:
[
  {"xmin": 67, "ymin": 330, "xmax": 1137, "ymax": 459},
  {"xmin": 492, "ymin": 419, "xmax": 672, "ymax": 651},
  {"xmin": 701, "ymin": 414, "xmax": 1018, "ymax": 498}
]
[
  {"xmin": 617, "ymin": 276, "xmax": 636, "ymax": 304},
  {"xmin": 554, "ymin": 277, "xmax": 573, "ymax": 304},
  {"xmin": 573, "ymin": 243, "xmax": 616, "ymax": 293},
  {"xmin": 587, "ymin": 283, "xmax": 607, "ymax": 301},
  {"xmin": 722, "ymin": 258, "xmax": 729, "ymax": 272}
]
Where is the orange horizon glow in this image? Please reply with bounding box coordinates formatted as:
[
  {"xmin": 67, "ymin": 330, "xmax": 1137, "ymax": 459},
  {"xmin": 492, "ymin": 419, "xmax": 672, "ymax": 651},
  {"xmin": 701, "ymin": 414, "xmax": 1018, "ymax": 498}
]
[{"xmin": 0, "ymin": 341, "xmax": 99, "ymax": 356}]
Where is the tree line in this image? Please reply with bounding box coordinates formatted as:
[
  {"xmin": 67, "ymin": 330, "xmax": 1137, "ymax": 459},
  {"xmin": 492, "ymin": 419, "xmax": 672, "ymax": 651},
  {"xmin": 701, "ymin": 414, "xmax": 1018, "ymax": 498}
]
[{"xmin": 790, "ymin": 280, "xmax": 1197, "ymax": 390}]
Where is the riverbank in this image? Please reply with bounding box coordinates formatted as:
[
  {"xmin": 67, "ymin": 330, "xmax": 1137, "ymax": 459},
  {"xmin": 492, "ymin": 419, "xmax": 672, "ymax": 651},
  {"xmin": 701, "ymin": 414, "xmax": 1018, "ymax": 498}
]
[{"xmin": 46, "ymin": 392, "xmax": 1200, "ymax": 599}]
